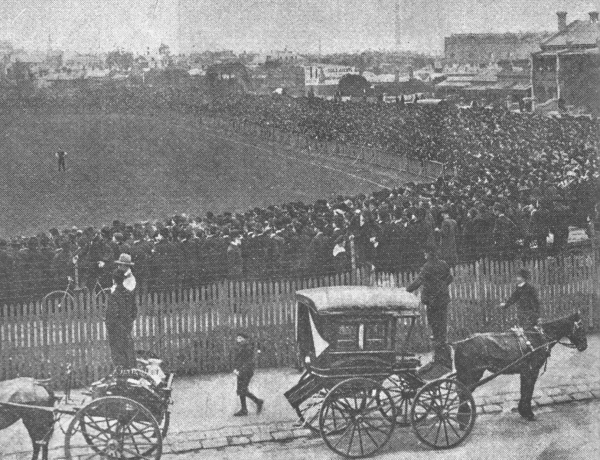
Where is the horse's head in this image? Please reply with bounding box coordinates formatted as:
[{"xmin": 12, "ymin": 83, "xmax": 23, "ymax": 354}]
[{"xmin": 566, "ymin": 311, "xmax": 587, "ymax": 352}]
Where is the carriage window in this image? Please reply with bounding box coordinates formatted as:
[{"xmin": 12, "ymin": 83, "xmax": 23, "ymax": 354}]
[
  {"xmin": 336, "ymin": 324, "xmax": 359, "ymax": 350},
  {"xmin": 364, "ymin": 323, "xmax": 388, "ymax": 350}
]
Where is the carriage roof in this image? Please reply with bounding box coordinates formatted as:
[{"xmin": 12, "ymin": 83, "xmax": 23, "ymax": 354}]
[{"xmin": 296, "ymin": 286, "xmax": 420, "ymax": 316}]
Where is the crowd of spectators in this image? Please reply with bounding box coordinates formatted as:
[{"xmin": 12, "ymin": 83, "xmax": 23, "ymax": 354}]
[{"xmin": 0, "ymin": 89, "xmax": 598, "ymax": 306}]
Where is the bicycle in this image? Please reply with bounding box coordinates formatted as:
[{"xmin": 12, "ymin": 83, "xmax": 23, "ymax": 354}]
[{"xmin": 41, "ymin": 275, "xmax": 112, "ymax": 314}]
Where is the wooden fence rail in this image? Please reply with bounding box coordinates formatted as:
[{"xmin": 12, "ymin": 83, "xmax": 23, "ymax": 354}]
[{"xmin": 0, "ymin": 252, "xmax": 597, "ymax": 389}]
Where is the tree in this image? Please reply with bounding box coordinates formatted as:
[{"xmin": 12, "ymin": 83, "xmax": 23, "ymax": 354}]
[
  {"xmin": 106, "ymin": 49, "xmax": 134, "ymax": 71},
  {"xmin": 338, "ymin": 74, "xmax": 370, "ymax": 97}
]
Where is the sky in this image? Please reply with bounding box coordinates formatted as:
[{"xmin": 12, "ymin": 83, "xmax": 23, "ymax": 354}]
[{"xmin": 0, "ymin": 0, "xmax": 599, "ymax": 54}]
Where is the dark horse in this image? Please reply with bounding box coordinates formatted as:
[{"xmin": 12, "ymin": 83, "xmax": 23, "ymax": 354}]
[
  {"xmin": 454, "ymin": 311, "xmax": 587, "ymax": 421},
  {"xmin": 0, "ymin": 377, "xmax": 56, "ymax": 460}
]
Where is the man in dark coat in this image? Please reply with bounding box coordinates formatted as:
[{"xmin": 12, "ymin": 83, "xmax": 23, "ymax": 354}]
[
  {"xmin": 493, "ymin": 204, "xmax": 517, "ymax": 259},
  {"xmin": 105, "ymin": 265, "xmax": 137, "ymax": 369},
  {"xmin": 232, "ymin": 332, "xmax": 264, "ymax": 416},
  {"xmin": 0, "ymin": 239, "xmax": 13, "ymax": 306},
  {"xmin": 501, "ymin": 268, "xmax": 540, "ymax": 329},
  {"xmin": 151, "ymin": 228, "xmax": 182, "ymax": 291},
  {"xmin": 406, "ymin": 245, "xmax": 454, "ymax": 370},
  {"xmin": 227, "ymin": 232, "xmax": 244, "ymax": 280},
  {"xmin": 439, "ymin": 209, "xmax": 459, "ymax": 268}
]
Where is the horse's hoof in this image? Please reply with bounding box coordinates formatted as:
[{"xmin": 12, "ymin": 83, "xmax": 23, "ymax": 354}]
[{"xmin": 520, "ymin": 412, "xmax": 535, "ymax": 421}]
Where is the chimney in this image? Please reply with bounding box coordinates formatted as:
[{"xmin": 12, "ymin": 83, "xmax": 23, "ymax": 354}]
[
  {"xmin": 590, "ymin": 11, "xmax": 599, "ymax": 23},
  {"xmin": 557, "ymin": 11, "xmax": 567, "ymax": 32}
]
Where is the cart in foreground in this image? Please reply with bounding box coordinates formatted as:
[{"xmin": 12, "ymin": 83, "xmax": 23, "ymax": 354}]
[
  {"xmin": 1, "ymin": 358, "xmax": 174, "ymax": 460},
  {"xmin": 284, "ymin": 286, "xmax": 477, "ymax": 458}
]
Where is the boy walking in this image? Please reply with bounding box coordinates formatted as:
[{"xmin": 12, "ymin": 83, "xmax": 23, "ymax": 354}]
[{"xmin": 233, "ymin": 332, "xmax": 264, "ymax": 416}]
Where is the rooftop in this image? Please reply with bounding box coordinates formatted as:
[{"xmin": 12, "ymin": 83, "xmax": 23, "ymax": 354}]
[{"xmin": 542, "ymin": 15, "xmax": 600, "ymax": 49}]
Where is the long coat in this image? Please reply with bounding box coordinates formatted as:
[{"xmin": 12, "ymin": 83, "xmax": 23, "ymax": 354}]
[
  {"xmin": 440, "ymin": 217, "xmax": 459, "ymax": 266},
  {"xmin": 406, "ymin": 257, "xmax": 453, "ymax": 307},
  {"xmin": 151, "ymin": 239, "xmax": 182, "ymax": 291},
  {"xmin": 504, "ymin": 282, "xmax": 540, "ymax": 328}
]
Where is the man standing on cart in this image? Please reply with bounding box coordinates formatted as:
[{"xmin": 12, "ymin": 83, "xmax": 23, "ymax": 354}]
[
  {"xmin": 106, "ymin": 254, "xmax": 137, "ymax": 369},
  {"xmin": 406, "ymin": 244, "xmax": 453, "ymax": 376}
]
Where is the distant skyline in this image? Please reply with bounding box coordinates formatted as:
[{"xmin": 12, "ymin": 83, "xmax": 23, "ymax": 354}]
[{"xmin": 1, "ymin": 0, "xmax": 599, "ymax": 54}]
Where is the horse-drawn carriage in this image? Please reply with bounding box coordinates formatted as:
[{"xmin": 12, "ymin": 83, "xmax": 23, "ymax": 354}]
[
  {"xmin": 0, "ymin": 356, "xmax": 174, "ymax": 460},
  {"xmin": 285, "ymin": 286, "xmax": 588, "ymax": 458}
]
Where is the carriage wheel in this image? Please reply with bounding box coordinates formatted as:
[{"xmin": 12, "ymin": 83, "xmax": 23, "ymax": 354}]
[
  {"xmin": 410, "ymin": 378, "xmax": 476, "ymax": 449},
  {"xmin": 65, "ymin": 396, "xmax": 162, "ymax": 460},
  {"xmin": 319, "ymin": 378, "xmax": 396, "ymax": 458},
  {"xmin": 41, "ymin": 291, "xmax": 75, "ymax": 315},
  {"xmin": 382, "ymin": 375, "xmax": 418, "ymax": 427},
  {"xmin": 295, "ymin": 387, "xmax": 328, "ymax": 434}
]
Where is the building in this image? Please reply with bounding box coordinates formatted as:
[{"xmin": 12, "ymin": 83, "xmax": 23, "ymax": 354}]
[
  {"xmin": 531, "ymin": 11, "xmax": 600, "ymax": 116},
  {"xmin": 445, "ymin": 32, "xmax": 550, "ymax": 65},
  {"xmin": 304, "ymin": 64, "xmax": 359, "ymax": 97}
]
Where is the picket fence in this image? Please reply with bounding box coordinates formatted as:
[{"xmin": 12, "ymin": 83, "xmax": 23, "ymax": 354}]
[
  {"xmin": 202, "ymin": 116, "xmax": 449, "ymax": 180},
  {"xmin": 0, "ymin": 250, "xmax": 597, "ymax": 390}
]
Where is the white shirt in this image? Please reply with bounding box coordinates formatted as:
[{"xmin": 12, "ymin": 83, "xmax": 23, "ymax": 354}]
[{"xmin": 110, "ymin": 268, "xmax": 137, "ymax": 293}]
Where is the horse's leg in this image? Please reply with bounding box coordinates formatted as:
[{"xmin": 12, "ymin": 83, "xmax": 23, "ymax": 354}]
[
  {"xmin": 21, "ymin": 411, "xmax": 54, "ymax": 460},
  {"xmin": 456, "ymin": 367, "xmax": 484, "ymax": 429},
  {"xmin": 30, "ymin": 443, "xmax": 40, "ymax": 460},
  {"xmin": 518, "ymin": 369, "xmax": 539, "ymax": 420}
]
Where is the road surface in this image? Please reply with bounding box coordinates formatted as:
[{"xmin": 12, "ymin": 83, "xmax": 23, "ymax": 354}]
[{"xmin": 165, "ymin": 400, "xmax": 600, "ymax": 460}]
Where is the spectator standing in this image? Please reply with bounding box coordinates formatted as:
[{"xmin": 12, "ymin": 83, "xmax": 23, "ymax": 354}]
[
  {"xmin": 406, "ymin": 245, "xmax": 454, "ymax": 370},
  {"xmin": 439, "ymin": 209, "xmax": 458, "ymax": 268},
  {"xmin": 105, "ymin": 263, "xmax": 137, "ymax": 369},
  {"xmin": 227, "ymin": 232, "xmax": 244, "ymax": 280},
  {"xmin": 55, "ymin": 150, "xmax": 67, "ymax": 172}
]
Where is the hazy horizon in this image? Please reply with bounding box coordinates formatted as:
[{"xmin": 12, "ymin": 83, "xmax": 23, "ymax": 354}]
[{"xmin": 1, "ymin": 0, "xmax": 599, "ymax": 55}]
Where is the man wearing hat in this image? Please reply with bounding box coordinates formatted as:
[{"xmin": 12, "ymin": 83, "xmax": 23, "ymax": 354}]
[
  {"xmin": 406, "ymin": 245, "xmax": 454, "ymax": 374},
  {"xmin": 105, "ymin": 254, "xmax": 137, "ymax": 369},
  {"xmin": 500, "ymin": 268, "xmax": 540, "ymax": 329}
]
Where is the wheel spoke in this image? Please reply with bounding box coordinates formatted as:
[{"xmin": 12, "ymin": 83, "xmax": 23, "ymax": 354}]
[
  {"xmin": 357, "ymin": 420, "xmax": 365, "ymax": 456},
  {"xmin": 345, "ymin": 423, "xmax": 356, "ymax": 457}
]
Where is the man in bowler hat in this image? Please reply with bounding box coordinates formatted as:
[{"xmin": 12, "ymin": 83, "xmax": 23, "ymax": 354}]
[{"xmin": 501, "ymin": 268, "xmax": 540, "ymax": 329}]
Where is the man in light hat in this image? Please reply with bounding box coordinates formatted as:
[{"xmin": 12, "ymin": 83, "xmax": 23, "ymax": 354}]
[
  {"xmin": 105, "ymin": 254, "xmax": 137, "ymax": 369},
  {"xmin": 114, "ymin": 253, "xmax": 136, "ymax": 292}
]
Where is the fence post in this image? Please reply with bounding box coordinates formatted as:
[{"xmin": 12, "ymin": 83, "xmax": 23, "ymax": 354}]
[{"xmin": 590, "ymin": 221, "xmax": 599, "ymax": 329}]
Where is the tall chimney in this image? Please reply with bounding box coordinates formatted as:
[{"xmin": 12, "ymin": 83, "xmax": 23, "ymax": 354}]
[
  {"xmin": 557, "ymin": 11, "xmax": 567, "ymax": 32},
  {"xmin": 395, "ymin": 1, "xmax": 401, "ymax": 49},
  {"xmin": 590, "ymin": 11, "xmax": 599, "ymax": 23}
]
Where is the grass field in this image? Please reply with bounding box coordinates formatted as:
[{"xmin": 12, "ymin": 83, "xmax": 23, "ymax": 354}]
[{"xmin": 0, "ymin": 109, "xmax": 404, "ymax": 238}]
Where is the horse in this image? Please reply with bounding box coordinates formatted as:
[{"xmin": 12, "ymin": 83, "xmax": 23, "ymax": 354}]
[
  {"xmin": 454, "ymin": 311, "xmax": 587, "ymax": 421},
  {"xmin": 0, "ymin": 377, "xmax": 57, "ymax": 460}
]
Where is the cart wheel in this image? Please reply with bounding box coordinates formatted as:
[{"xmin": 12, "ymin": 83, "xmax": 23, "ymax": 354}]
[
  {"xmin": 410, "ymin": 378, "xmax": 476, "ymax": 449},
  {"xmin": 41, "ymin": 291, "xmax": 75, "ymax": 315},
  {"xmin": 382, "ymin": 375, "xmax": 418, "ymax": 427},
  {"xmin": 319, "ymin": 378, "xmax": 396, "ymax": 458},
  {"xmin": 65, "ymin": 396, "xmax": 162, "ymax": 460},
  {"xmin": 295, "ymin": 387, "xmax": 328, "ymax": 434}
]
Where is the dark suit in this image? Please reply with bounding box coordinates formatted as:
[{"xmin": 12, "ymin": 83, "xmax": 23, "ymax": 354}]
[
  {"xmin": 407, "ymin": 257, "xmax": 453, "ymax": 364},
  {"xmin": 504, "ymin": 282, "xmax": 540, "ymax": 328},
  {"xmin": 106, "ymin": 283, "xmax": 137, "ymax": 368}
]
